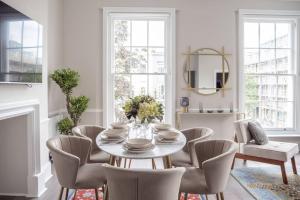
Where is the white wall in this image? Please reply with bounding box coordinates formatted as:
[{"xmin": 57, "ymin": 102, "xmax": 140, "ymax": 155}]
[{"xmin": 62, "ymin": 0, "xmax": 300, "ymax": 138}]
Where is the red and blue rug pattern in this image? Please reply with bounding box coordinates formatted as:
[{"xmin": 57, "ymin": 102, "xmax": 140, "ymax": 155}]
[{"xmin": 68, "ymin": 189, "xmax": 202, "ymax": 200}]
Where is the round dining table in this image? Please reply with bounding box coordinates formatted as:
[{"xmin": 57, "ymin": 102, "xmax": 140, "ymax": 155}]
[{"xmin": 96, "ymin": 129, "xmax": 187, "ymax": 169}]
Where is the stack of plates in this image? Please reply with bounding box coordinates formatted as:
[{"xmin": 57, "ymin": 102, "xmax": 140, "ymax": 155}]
[
  {"xmin": 111, "ymin": 122, "xmax": 128, "ymax": 129},
  {"xmin": 123, "ymin": 138, "xmax": 154, "ymax": 153},
  {"xmin": 99, "ymin": 129, "xmax": 127, "ymax": 143},
  {"xmin": 156, "ymin": 130, "xmax": 180, "ymax": 143},
  {"xmin": 152, "ymin": 123, "xmax": 171, "ymax": 132}
]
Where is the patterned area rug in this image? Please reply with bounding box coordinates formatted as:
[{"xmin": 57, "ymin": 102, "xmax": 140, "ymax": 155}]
[
  {"xmin": 68, "ymin": 189, "xmax": 202, "ymax": 200},
  {"xmin": 231, "ymin": 167, "xmax": 300, "ymax": 200}
]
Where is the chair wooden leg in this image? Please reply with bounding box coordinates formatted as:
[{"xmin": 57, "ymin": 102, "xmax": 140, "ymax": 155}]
[
  {"xmin": 220, "ymin": 192, "xmax": 224, "ymax": 200},
  {"xmin": 152, "ymin": 158, "xmax": 157, "ymax": 169},
  {"xmin": 216, "ymin": 193, "xmax": 220, "ymax": 200},
  {"xmin": 104, "ymin": 185, "xmax": 109, "ymax": 200},
  {"xmin": 95, "ymin": 188, "xmax": 99, "ymax": 200},
  {"xmin": 184, "ymin": 193, "xmax": 188, "ymax": 200},
  {"xmin": 128, "ymin": 159, "xmax": 132, "ymax": 168},
  {"xmin": 280, "ymin": 162, "xmax": 288, "ymax": 184},
  {"xmin": 231, "ymin": 157, "xmax": 236, "ymax": 170},
  {"xmin": 205, "ymin": 194, "xmax": 208, "ymax": 200},
  {"xmin": 178, "ymin": 192, "xmax": 181, "ymax": 200},
  {"xmin": 58, "ymin": 187, "xmax": 64, "ymax": 200},
  {"xmin": 64, "ymin": 188, "xmax": 69, "ymax": 200},
  {"xmin": 73, "ymin": 190, "xmax": 77, "ymax": 200},
  {"xmin": 291, "ymin": 156, "xmax": 298, "ymax": 175}
]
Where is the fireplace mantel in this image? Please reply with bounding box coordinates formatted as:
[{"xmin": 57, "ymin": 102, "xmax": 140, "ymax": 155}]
[{"xmin": 0, "ymin": 100, "xmax": 49, "ymax": 197}]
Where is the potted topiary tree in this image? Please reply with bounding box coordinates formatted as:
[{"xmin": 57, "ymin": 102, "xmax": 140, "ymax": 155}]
[{"xmin": 50, "ymin": 68, "xmax": 89, "ymax": 134}]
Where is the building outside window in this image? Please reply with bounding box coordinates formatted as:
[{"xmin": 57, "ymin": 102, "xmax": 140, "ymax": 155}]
[
  {"xmin": 239, "ymin": 10, "xmax": 300, "ymax": 132},
  {"xmin": 103, "ymin": 8, "xmax": 175, "ymax": 127}
]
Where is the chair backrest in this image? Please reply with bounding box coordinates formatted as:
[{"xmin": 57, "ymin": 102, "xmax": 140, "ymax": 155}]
[
  {"xmin": 104, "ymin": 165, "xmax": 185, "ymax": 200},
  {"xmin": 181, "ymin": 127, "xmax": 214, "ymax": 152},
  {"xmin": 195, "ymin": 140, "xmax": 236, "ymax": 194},
  {"xmin": 46, "ymin": 136, "xmax": 91, "ymax": 188},
  {"xmin": 234, "ymin": 119, "xmax": 253, "ymax": 143},
  {"xmin": 72, "ymin": 125, "xmax": 105, "ymax": 152}
]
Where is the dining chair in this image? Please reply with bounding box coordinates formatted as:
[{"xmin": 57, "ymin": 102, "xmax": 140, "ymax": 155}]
[
  {"xmin": 103, "ymin": 164, "xmax": 185, "ymax": 200},
  {"xmin": 72, "ymin": 125, "xmax": 110, "ymax": 163},
  {"xmin": 232, "ymin": 119, "xmax": 299, "ymax": 184},
  {"xmin": 47, "ymin": 136, "xmax": 106, "ymax": 200},
  {"xmin": 171, "ymin": 127, "xmax": 213, "ymax": 167},
  {"xmin": 179, "ymin": 139, "xmax": 236, "ymax": 200}
]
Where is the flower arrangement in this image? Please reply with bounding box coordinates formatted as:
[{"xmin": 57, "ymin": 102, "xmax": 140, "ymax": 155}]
[{"xmin": 123, "ymin": 95, "xmax": 164, "ymax": 123}]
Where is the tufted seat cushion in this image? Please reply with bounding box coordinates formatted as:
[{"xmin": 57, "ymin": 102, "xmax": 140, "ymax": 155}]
[
  {"xmin": 242, "ymin": 141, "xmax": 299, "ymax": 162},
  {"xmin": 180, "ymin": 167, "xmax": 208, "ymax": 194},
  {"xmin": 75, "ymin": 163, "xmax": 106, "ymax": 189}
]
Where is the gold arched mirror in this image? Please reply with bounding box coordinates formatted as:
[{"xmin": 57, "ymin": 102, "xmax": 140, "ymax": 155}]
[{"xmin": 183, "ymin": 47, "xmax": 230, "ymax": 95}]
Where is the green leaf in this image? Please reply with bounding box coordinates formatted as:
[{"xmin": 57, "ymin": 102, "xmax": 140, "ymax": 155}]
[
  {"xmin": 50, "ymin": 68, "xmax": 79, "ymax": 95},
  {"xmin": 57, "ymin": 117, "xmax": 74, "ymax": 135}
]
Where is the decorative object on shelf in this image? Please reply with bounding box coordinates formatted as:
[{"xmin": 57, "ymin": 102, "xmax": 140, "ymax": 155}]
[
  {"xmin": 183, "ymin": 46, "xmax": 231, "ymax": 96},
  {"xmin": 123, "ymin": 95, "xmax": 164, "ymax": 124},
  {"xmin": 179, "ymin": 97, "xmax": 189, "ymax": 112},
  {"xmin": 50, "ymin": 68, "xmax": 89, "ymax": 135},
  {"xmin": 206, "ymin": 110, "xmax": 214, "ymax": 113},
  {"xmin": 199, "ymin": 102, "xmax": 204, "ymax": 113}
]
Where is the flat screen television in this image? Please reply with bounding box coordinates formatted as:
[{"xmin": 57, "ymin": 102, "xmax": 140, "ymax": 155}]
[{"xmin": 0, "ymin": 1, "xmax": 43, "ymax": 84}]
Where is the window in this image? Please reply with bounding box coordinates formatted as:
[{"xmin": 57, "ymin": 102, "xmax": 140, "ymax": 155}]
[
  {"xmin": 0, "ymin": 18, "xmax": 42, "ymax": 82},
  {"xmin": 103, "ymin": 8, "xmax": 176, "ymax": 127},
  {"xmin": 239, "ymin": 10, "xmax": 300, "ymax": 132}
]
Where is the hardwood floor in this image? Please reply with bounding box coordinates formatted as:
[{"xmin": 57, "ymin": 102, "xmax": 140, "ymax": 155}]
[{"xmin": 1, "ymin": 154, "xmax": 299, "ymax": 200}]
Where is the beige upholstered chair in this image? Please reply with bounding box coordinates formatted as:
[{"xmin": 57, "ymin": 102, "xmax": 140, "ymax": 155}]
[
  {"xmin": 47, "ymin": 136, "xmax": 106, "ymax": 200},
  {"xmin": 171, "ymin": 127, "xmax": 213, "ymax": 167},
  {"xmin": 180, "ymin": 140, "xmax": 236, "ymax": 200},
  {"xmin": 233, "ymin": 119, "xmax": 299, "ymax": 184},
  {"xmin": 72, "ymin": 125, "xmax": 110, "ymax": 163},
  {"xmin": 103, "ymin": 164, "xmax": 185, "ymax": 200}
]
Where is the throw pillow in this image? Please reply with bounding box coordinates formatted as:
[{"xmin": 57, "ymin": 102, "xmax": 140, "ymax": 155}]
[{"xmin": 248, "ymin": 121, "xmax": 269, "ymax": 145}]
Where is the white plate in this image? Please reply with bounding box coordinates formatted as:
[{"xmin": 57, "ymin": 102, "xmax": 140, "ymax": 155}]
[
  {"xmin": 152, "ymin": 123, "xmax": 171, "ymax": 130},
  {"xmin": 126, "ymin": 138, "xmax": 152, "ymax": 149},
  {"xmin": 102, "ymin": 129, "xmax": 128, "ymax": 138},
  {"xmin": 123, "ymin": 143, "xmax": 155, "ymax": 153},
  {"xmin": 100, "ymin": 132, "xmax": 125, "ymax": 141},
  {"xmin": 155, "ymin": 135, "xmax": 178, "ymax": 143},
  {"xmin": 111, "ymin": 122, "xmax": 128, "ymax": 129},
  {"xmin": 158, "ymin": 130, "xmax": 179, "ymax": 140}
]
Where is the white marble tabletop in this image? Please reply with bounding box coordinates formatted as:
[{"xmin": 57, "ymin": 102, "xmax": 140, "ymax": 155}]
[{"xmin": 96, "ymin": 129, "xmax": 186, "ymax": 159}]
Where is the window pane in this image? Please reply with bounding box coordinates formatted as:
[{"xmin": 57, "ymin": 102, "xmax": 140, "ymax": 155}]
[
  {"xmin": 114, "ymin": 20, "xmax": 131, "ymax": 46},
  {"xmin": 244, "ymin": 22, "xmax": 259, "ymax": 48},
  {"xmin": 244, "ymin": 49, "xmax": 259, "ymax": 67},
  {"xmin": 245, "ymin": 101, "xmax": 259, "ymax": 119},
  {"xmin": 114, "ymin": 46, "xmax": 131, "ymax": 73},
  {"xmin": 149, "ymin": 21, "xmax": 165, "ymax": 46},
  {"xmin": 131, "ymin": 47, "xmax": 147, "ymax": 73},
  {"xmin": 245, "ymin": 75, "xmax": 259, "ymax": 102},
  {"xmin": 259, "ymin": 49, "xmax": 275, "ymax": 73},
  {"xmin": 277, "ymin": 102, "xmax": 293, "ymax": 128},
  {"xmin": 114, "ymin": 75, "xmax": 131, "ymax": 122},
  {"xmin": 276, "ymin": 49, "xmax": 292, "ymax": 74},
  {"xmin": 131, "ymin": 21, "xmax": 147, "ymax": 46},
  {"xmin": 278, "ymin": 76, "xmax": 293, "ymax": 102},
  {"xmin": 8, "ymin": 21, "xmax": 22, "ymax": 48},
  {"xmin": 276, "ymin": 23, "xmax": 291, "ymax": 48},
  {"xmin": 258, "ymin": 101, "xmax": 278, "ymax": 128},
  {"xmin": 22, "ymin": 48, "xmax": 38, "ymax": 72},
  {"xmin": 259, "ymin": 75, "xmax": 277, "ymax": 102},
  {"xmin": 148, "ymin": 48, "xmax": 165, "ymax": 73},
  {"xmin": 7, "ymin": 49, "xmax": 22, "ymax": 72},
  {"xmin": 260, "ymin": 23, "xmax": 275, "ymax": 48},
  {"xmin": 131, "ymin": 75, "xmax": 147, "ymax": 96},
  {"xmin": 23, "ymin": 21, "xmax": 39, "ymax": 47},
  {"xmin": 149, "ymin": 75, "xmax": 165, "ymax": 100}
]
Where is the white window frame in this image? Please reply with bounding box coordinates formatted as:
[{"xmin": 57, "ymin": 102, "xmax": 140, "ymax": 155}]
[
  {"xmin": 102, "ymin": 7, "xmax": 176, "ymax": 127},
  {"xmin": 238, "ymin": 9, "xmax": 300, "ymax": 134}
]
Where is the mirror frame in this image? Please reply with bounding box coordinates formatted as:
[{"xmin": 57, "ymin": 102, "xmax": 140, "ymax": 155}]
[{"xmin": 183, "ymin": 47, "xmax": 230, "ymax": 95}]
